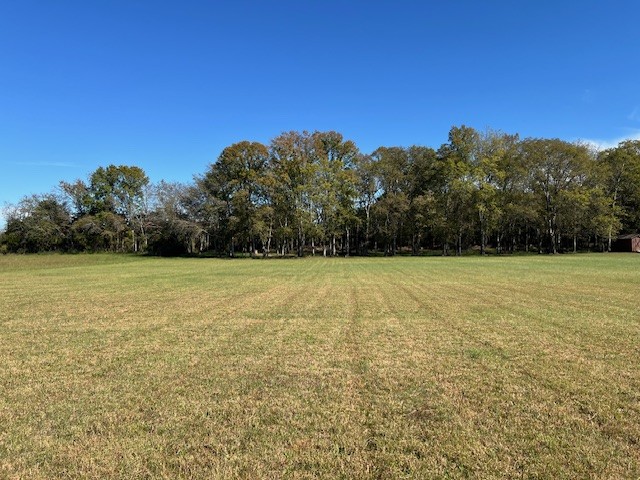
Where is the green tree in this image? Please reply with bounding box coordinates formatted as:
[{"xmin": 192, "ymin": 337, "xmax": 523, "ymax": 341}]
[
  {"xmin": 436, "ymin": 126, "xmax": 478, "ymax": 255},
  {"xmin": 471, "ymin": 130, "xmax": 517, "ymax": 255},
  {"xmin": 371, "ymin": 146, "xmax": 410, "ymax": 255},
  {"xmin": 406, "ymin": 146, "xmax": 439, "ymax": 254},
  {"xmin": 354, "ymin": 153, "xmax": 380, "ymax": 255},
  {"xmin": 269, "ymin": 131, "xmax": 316, "ymax": 256},
  {"xmin": 87, "ymin": 165, "xmax": 150, "ymax": 251},
  {"xmin": 310, "ymin": 131, "xmax": 359, "ymax": 256},
  {"xmin": 202, "ymin": 141, "xmax": 269, "ymax": 256},
  {"xmin": 598, "ymin": 140, "xmax": 640, "ymax": 249},
  {"xmin": 59, "ymin": 179, "xmax": 91, "ymax": 218},
  {"xmin": 3, "ymin": 195, "xmax": 71, "ymax": 252},
  {"xmin": 493, "ymin": 133, "xmax": 532, "ymax": 253},
  {"xmin": 522, "ymin": 139, "xmax": 592, "ymax": 253}
]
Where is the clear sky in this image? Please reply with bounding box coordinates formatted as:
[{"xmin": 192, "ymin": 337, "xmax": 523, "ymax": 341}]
[{"xmin": 2, "ymin": 1, "xmax": 640, "ymax": 221}]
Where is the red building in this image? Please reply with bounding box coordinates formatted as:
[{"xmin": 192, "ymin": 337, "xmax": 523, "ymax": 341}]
[{"xmin": 612, "ymin": 234, "xmax": 640, "ymax": 252}]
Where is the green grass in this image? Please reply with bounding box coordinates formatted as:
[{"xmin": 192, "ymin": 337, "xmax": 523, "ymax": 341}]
[{"xmin": 1, "ymin": 253, "xmax": 639, "ymax": 479}]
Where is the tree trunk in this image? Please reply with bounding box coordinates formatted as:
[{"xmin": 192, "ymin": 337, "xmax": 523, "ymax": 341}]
[
  {"xmin": 297, "ymin": 225, "xmax": 304, "ymax": 257},
  {"xmin": 412, "ymin": 233, "xmax": 419, "ymax": 256},
  {"xmin": 479, "ymin": 211, "xmax": 486, "ymax": 256},
  {"xmin": 364, "ymin": 206, "xmax": 371, "ymax": 255},
  {"xmin": 345, "ymin": 227, "xmax": 350, "ymax": 257},
  {"xmin": 536, "ymin": 228, "xmax": 542, "ymax": 254}
]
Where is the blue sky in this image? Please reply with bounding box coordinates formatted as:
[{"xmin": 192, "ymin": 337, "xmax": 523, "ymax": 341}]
[{"xmin": 2, "ymin": 1, "xmax": 640, "ymax": 223}]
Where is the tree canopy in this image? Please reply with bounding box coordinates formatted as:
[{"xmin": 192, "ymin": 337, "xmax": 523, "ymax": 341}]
[{"xmin": 3, "ymin": 128, "xmax": 639, "ymax": 256}]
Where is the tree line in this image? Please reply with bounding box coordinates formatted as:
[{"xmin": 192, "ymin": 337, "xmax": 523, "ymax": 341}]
[{"xmin": 2, "ymin": 126, "xmax": 640, "ymax": 256}]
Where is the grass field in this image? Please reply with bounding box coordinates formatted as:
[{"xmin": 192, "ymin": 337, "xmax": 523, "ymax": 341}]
[{"xmin": 1, "ymin": 253, "xmax": 639, "ymax": 479}]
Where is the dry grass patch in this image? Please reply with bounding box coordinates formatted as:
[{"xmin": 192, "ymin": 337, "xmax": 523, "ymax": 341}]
[{"xmin": 1, "ymin": 253, "xmax": 639, "ymax": 478}]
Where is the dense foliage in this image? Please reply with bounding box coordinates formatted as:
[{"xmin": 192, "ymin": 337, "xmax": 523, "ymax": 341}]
[{"xmin": 2, "ymin": 126, "xmax": 640, "ymax": 256}]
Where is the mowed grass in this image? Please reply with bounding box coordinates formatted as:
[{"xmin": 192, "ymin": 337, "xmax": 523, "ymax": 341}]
[{"xmin": 1, "ymin": 254, "xmax": 639, "ymax": 479}]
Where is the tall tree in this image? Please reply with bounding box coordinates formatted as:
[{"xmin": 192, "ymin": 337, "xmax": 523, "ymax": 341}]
[
  {"xmin": 354, "ymin": 153, "xmax": 380, "ymax": 255},
  {"xmin": 371, "ymin": 146, "xmax": 410, "ymax": 255},
  {"xmin": 59, "ymin": 179, "xmax": 91, "ymax": 219},
  {"xmin": 269, "ymin": 131, "xmax": 316, "ymax": 256},
  {"xmin": 522, "ymin": 139, "xmax": 592, "ymax": 253},
  {"xmin": 87, "ymin": 165, "xmax": 150, "ymax": 251},
  {"xmin": 310, "ymin": 131, "xmax": 359, "ymax": 256},
  {"xmin": 406, "ymin": 146, "xmax": 439, "ymax": 254},
  {"xmin": 437, "ymin": 126, "xmax": 478, "ymax": 255},
  {"xmin": 598, "ymin": 140, "xmax": 640, "ymax": 249},
  {"xmin": 471, "ymin": 130, "xmax": 512, "ymax": 255},
  {"xmin": 202, "ymin": 141, "xmax": 269, "ymax": 256},
  {"xmin": 493, "ymin": 133, "xmax": 530, "ymax": 253}
]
